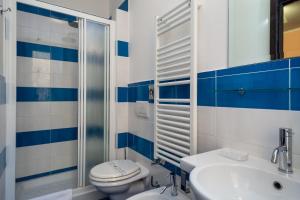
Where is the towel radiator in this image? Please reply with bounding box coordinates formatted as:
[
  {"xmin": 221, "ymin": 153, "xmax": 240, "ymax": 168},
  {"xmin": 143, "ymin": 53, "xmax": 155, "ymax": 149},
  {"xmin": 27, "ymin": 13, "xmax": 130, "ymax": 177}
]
[{"xmin": 154, "ymin": 0, "xmax": 199, "ymax": 167}]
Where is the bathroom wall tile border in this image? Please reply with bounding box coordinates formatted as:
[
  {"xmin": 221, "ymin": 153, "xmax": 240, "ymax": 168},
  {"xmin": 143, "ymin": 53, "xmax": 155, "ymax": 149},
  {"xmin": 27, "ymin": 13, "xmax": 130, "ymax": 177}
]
[
  {"xmin": 117, "ymin": 57, "xmax": 300, "ymax": 111},
  {"xmin": 118, "ymin": 0, "xmax": 129, "ymax": 12},
  {"xmin": 117, "ymin": 132, "xmax": 181, "ymax": 175},
  {"xmin": 17, "ymin": 41, "xmax": 78, "ymax": 62},
  {"xmin": 117, "ymin": 40, "xmax": 129, "ymax": 57},
  {"xmin": 16, "ymin": 166, "xmax": 77, "ymax": 183},
  {"xmin": 17, "ymin": 87, "xmax": 78, "ymax": 102},
  {"xmin": 16, "ymin": 127, "xmax": 78, "ymax": 148},
  {"xmin": 0, "ymin": 147, "xmax": 6, "ymax": 178},
  {"xmin": 17, "ymin": 2, "xmax": 77, "ymax": 22}
]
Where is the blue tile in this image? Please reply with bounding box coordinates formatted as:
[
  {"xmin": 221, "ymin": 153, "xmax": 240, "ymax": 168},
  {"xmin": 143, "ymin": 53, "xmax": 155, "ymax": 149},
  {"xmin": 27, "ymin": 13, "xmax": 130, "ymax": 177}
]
[
  {"xmin": 217, "ymin": 90, "xmax": 289, "ymax": 110},
  {"xmin": 217, "ymin": 59, "xmax": 289, "ymax": 76},
  {"xmin": 291, "ymin": 91, "xmax": 300, "ymax": 111},
  {"xmin": 16, "ymin": 127, "xmax": 78, "ymax": 147},
  {"xmin": 291, "ymin": 68, "xmax": 300, "ymax": 110},
  {"xmin": 217, "ymin": 70, "xmax": 289, "ymax": 110},
  {"xmin": 160, "ymin": 85, "xmax": 190, "ymax": 99},
  {"xmin": 128, "ymin": 86, "xmax": 137, "ymax": 102},
  {"xmin": 17, "ymin": 87, "xmax": 78, "ymax": 102},
  {"xmin": 136, "ymin": 85, "xmax": 149, "ymax": 101},
  {"xmin": 217, "ymin": 70, "xmax": 289, "ymax": 91},
  {"xmin": 118, "ymin": 0, "xmax": 128, "ymax": 12},
  {"xmin": 51, "ymin": 128, "xmax": 78, "ymax": 143},
  {"xmin": 117, "ymin": 87, "xmax": 128, "ymax": 102},
  {"xmin": 51, "ymin": 88, "xmax": 78, "ymax": 101},
  {"xmin": 125, "ymin": 133, "xmax": 181, "ymax": 175},
  {"xmin": 291, "ymin": 57, "xmax": 300, "ymax": 68},
  {"xmin": 16, "ymin": 166, "xmax": 77, "ymax": 182},
  {"xmin": 117, "ymin": 41, "xmax": 129, "ymax": 57},
  {"xmin": 198, "ymin": 77, "xmax": 215, "ymax": 106},
  {"xmin": 17, "ymin": 41, "xmax": 78, "ymax": 62},
  {"xmin": 16, "ymin": 130, "xmax": 50, "ymax": 147},
  {"xmin": 198, "ymin": 71, "xmax": 215, "ymax": 79},
  {"xmin": 291, "ymin": 68, "xmax": 300, "ymax": 88},
  {"xmin": 118, "ymin": 132, "xmax": 128, "ymax": 148},
  {"xmin": 17, "ymin": 3, "xmax": 77, "ymax": 22},
  {"xmin": 0, "ymin": 147, "xmax": 6, "ymax": 178}
]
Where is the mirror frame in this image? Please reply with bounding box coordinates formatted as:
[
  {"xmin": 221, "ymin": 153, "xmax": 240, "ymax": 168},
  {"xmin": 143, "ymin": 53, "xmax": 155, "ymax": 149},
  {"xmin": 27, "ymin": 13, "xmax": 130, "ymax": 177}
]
[{"xmin": 270, "ymin": 0, "xmax": 299, "ymax": 60}]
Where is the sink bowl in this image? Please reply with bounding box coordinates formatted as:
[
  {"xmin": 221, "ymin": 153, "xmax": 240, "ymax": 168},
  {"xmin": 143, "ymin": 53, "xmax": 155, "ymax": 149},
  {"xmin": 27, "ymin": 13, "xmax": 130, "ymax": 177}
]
[
  {"xmin": 127, "ymin": 187, "xmax": 190, "ymax": 200},
  {"xmin": 182, "ymin": 149, "xmax": 300, "ymax": 200},
  {"xmin": 190, "ymin": 164, "xmax": 300, "ymax": 200}
]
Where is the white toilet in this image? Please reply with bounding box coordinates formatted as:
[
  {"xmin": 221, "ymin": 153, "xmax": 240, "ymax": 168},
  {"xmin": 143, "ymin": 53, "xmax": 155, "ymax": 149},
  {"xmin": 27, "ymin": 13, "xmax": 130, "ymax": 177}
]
[{"xmin": 89, "ymin": 160, "xmax": 149, "ymax": 200}]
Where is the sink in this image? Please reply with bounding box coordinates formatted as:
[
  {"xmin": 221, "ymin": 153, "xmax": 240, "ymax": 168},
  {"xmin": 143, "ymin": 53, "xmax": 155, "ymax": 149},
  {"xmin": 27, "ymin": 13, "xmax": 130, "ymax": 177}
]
[
  {"xmin": 190, "ymin": 164, "xmax": 300, "ymax": 200},
  {"xmin": 127, "ymin": 187, "xmax": 190, "ymax": 200},
  {"xmin": 181, "ymin": 148, "xmax": 300, "ymax": 200}
]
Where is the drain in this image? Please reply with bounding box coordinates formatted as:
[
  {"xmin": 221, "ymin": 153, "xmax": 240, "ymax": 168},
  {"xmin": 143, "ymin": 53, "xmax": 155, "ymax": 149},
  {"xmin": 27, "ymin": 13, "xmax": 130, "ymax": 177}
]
[{"xmin": 273, "ymin": 181, "xmax": 283, "ymax": 190}]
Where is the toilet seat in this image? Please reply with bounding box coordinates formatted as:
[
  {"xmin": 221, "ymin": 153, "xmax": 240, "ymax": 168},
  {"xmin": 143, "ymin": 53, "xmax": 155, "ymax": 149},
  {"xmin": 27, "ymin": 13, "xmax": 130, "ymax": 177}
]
[{"xmin": 90, "ymin": 160, "xmax": 141, "ymax": 183}]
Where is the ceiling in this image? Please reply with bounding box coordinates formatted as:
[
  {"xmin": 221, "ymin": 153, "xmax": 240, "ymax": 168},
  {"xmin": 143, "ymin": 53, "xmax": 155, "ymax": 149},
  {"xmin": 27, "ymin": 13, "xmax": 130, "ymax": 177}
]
[{"xmin": 284, "ymin": 0, "xmax": 300, "ymax": 31}]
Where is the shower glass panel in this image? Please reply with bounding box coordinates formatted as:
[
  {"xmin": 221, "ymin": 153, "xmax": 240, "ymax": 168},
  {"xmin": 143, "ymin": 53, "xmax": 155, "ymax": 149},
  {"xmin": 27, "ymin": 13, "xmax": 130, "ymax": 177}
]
[
  {"xmin": 84, "ymin": 20, "xmax": 107, "ymax": 185},
  {"xmin": 16, "ymin": 3, "xmax": 79, "ymax": 199}
]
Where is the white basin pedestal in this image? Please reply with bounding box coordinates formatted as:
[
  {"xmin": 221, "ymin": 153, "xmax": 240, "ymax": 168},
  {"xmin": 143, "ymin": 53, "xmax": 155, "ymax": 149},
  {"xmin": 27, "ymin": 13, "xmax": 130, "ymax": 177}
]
[{"xmin": 181, "ymin": 148, "xmax": 300, "ymax": 200}]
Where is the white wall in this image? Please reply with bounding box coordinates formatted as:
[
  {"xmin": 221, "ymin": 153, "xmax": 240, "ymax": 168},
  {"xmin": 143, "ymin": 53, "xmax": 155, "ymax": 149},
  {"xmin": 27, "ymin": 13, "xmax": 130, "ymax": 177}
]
[
  {"xmin": 129, "ymin": 0, "xmax": 228, "ymax": 83},
  {"xmin": 38, "ymin": 0, "xmax": 111, "ymax": 18}
]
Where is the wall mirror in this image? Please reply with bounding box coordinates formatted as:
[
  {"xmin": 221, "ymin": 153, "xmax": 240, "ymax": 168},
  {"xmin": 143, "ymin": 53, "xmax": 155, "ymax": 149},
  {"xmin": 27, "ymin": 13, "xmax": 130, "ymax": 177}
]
[{"xmin": 229, "ymin": 0, "xmax": 300, "ymax": 67}]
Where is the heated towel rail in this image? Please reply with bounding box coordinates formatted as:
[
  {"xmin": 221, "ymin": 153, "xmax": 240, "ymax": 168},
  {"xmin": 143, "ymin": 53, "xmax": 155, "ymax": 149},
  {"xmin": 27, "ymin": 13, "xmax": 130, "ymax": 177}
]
[{"xmin": 154, "ymin": 0, "xmax": 199, "ymax": 167}]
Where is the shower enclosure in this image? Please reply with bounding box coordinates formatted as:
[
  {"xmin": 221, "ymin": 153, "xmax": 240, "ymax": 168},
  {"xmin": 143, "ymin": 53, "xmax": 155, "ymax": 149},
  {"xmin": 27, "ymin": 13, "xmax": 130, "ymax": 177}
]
[{"xmin": 13, "ymin": 0, "xmax": 115, "ymax": 199}]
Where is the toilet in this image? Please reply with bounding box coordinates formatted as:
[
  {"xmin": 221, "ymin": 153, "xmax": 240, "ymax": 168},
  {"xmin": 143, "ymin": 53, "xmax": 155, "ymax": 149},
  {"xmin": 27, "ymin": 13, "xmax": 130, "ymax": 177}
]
[{"xmin": 89, "ymin": 160, "xmax": 150, "ymax": 200}]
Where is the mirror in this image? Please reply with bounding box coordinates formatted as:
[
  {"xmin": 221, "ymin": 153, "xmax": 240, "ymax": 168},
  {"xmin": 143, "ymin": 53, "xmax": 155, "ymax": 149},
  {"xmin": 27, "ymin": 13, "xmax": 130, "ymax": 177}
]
[{"xmin": 229, "ymin": 0, "xmax": 300, "ymax": 67}]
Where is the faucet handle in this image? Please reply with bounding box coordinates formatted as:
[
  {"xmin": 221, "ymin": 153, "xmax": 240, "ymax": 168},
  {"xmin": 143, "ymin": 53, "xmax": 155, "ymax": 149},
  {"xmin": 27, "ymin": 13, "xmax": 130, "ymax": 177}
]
[{"xmin": 271, "ymin": 148, "xmax": 279, "ymax": 164}]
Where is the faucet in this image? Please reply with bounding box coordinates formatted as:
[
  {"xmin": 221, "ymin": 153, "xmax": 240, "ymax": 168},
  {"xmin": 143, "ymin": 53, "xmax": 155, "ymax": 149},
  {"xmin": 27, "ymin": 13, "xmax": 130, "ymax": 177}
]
[
  {"xmin": 271, "ymin": 128, "xmax": 293, "ymax": 174},
  {"xmin": 160, "ymin": 172, "xmax": 178, "ymax": 196}
]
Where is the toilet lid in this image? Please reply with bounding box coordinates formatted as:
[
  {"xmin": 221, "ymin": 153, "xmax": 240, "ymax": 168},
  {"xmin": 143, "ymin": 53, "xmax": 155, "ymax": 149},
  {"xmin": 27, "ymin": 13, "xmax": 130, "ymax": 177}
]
[{"xmin": 90, "ymin": 160, "xmax": 141, "ymax": 182}]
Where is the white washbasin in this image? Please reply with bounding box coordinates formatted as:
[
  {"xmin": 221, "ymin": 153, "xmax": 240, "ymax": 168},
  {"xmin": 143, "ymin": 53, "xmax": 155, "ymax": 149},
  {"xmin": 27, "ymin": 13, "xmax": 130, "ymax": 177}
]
[
  {"xmin": 127, "ymin": 187, "xmax": 190, "ymax": 200},
  {"xmin": 181, "ymin": 148, "xmax": 300, "ymax": 200},
  {"xmin": 191, "ymin": 164, "xmax": 300, "ymax": 200}
]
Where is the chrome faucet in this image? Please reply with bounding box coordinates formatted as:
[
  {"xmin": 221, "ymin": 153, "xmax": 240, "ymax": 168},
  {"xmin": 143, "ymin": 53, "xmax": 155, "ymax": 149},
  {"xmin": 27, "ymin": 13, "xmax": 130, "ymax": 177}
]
[
  {"xmin": 160, "ymin": 172, "xmax": 178, "ymax": 196},
  {"xmin": 271, "ymin": 128, "xmax": 293, "ymax": 174}
]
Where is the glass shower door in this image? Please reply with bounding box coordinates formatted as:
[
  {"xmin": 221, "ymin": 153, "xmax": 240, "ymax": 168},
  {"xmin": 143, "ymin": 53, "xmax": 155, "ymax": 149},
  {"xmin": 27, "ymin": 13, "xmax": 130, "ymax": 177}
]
[{"xmin": 83, "ymin": 20, "xmax": 109, "ymax": 185}]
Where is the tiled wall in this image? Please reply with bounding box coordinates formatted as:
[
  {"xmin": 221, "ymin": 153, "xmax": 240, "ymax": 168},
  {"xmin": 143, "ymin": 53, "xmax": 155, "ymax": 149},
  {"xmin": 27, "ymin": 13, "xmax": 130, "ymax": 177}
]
[
  {"xmin": 0, "ymin": 74, "xmax": 7, "ymax": 200},
  {"xmin": 116, "ymin": 57, "xmax": 300, "ymax": 171},
  {"xmin": 16, "ymin": 3, "xmax": 78, "ymax": 199}
]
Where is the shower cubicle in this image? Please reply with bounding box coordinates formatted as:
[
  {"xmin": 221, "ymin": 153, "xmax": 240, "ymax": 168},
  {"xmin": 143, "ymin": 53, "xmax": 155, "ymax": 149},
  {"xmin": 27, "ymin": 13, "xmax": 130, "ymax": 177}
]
[{"xmin": 13, "ymin": 0, "xmax": 115, "ymax": 199}]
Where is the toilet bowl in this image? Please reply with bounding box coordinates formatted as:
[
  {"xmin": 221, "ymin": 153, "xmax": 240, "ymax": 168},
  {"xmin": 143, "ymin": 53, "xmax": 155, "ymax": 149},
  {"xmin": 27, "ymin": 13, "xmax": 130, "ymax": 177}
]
[{"xmin": 89, "ymin": 160, "xmax": 149, "ymax": 200}]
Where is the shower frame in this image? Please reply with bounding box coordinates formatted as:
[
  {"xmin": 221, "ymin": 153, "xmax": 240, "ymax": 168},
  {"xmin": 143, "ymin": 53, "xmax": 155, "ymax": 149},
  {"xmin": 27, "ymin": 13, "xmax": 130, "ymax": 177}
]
[{"xmin": 5, "ymin": 0, "xmax": 116, "ymax": 198}]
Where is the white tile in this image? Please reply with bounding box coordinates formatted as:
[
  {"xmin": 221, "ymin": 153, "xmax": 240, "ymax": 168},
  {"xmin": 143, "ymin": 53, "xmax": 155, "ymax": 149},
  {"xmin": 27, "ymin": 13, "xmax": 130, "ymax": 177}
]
[
  {"xmin": 17, "ymin": 102, "xmax": 77, "ymax": 132},
  {"xmin": 17, "ymin": 57, "xmax": 51, "ymax": 88},
  {"xmin": 128, "ymin": 103, "xmax": 154, "ymax": 142},
  {"xmin": 50, "ymin": 141, "xmax": 77, "ymax": 171},
  {"xmin": 116, "ymin": 9, "xmax": 129, "ymax": 41},
  {"xmin": 16, "ymin": 144, "xmax": 51, "ymax": 178},
  {"xmin": 17, "ymin": 115, "xmax": 51, "ymax": 132},
  {"xmin": 17, "ymin": 102, "xmax": 50, "ymax": 117},
  {"xmin": 116, "ymin": 57, "xmax": 129, "ymax": 86},
  {"xmin": 116, "ymin": 103, "xmax": 128, "ymax": 132},
  {"xmin": 17, "ymin": 11, "xmax": 79, "ymax": 49},
  {"xmin": 197, "ymin": 106, "xmax": 217, "ymax": 136}
]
